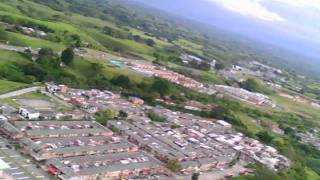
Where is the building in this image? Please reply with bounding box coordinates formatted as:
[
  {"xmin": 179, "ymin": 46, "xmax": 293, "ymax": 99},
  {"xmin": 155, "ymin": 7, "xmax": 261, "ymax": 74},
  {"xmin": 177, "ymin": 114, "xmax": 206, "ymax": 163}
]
[
  {"xmin": 217, "ymin": 120, "xmax": 232, "ymax": 129},
  {"xmin": 129, "ymin": 97, "xmax": 144, "ymax": 105},
  {"xmin": 5, "ymin": 120, "xmax": 169, "ymax": 179},
  {"xmin": 18, "ymin": 107, "xmax": 40, "ymax": 120}
]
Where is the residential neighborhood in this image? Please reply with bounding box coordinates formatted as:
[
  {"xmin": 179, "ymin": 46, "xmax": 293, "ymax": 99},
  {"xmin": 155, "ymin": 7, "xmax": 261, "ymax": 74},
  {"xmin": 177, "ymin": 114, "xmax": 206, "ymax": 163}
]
[{"xmin": 0, "ymin": 82, "xmax": 290, "ymax": 179}]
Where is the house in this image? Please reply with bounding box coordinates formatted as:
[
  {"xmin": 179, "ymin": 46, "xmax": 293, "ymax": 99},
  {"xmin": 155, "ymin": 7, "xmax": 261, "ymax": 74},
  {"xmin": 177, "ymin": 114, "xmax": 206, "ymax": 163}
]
[
  {"xmin": 216, "ymin": 120, "xmax": 232, "ymax": 128},
  {"xmin": 18, "ymin": 107, "xmax": 40, "ymax": 120},
  {"xmin": 129, "ymin": 97, "xmax": 144, "ymax": 105},
  {"xmin": 58, "ymin": 85, "xmax": 68, "ymax": 93}
]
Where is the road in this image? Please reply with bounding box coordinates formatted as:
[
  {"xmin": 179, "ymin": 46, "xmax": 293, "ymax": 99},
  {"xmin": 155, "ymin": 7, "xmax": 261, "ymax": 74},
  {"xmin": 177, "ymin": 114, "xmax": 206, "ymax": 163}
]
[
  {"xmin": 0, "ymin": 43, "xmax": 38, "ymax": 54},
  {"xmin": 174, "ymin": 162, "xmax": 248, "ymax": 180},
  {"xmin": 0, "ymin": 86, "xmax": 40, "ymax": 99}
]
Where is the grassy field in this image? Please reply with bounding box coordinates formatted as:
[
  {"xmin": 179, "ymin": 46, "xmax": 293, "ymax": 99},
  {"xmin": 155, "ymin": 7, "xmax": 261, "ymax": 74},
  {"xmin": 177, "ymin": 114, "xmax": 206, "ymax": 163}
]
[
  {"xmin": 173, "ymin": 39, "xmax": 203, "ymax": 56},
  {"xmin": 17, "ymin": 91, "xmax": 50, "ymax": 100},
  {"xmin": 271, "ymin": 95, "xmax": 320, "ymax": 123},
  {"xmin": 200, "ymin": 71, "xmax": 225, "ymax": 84},
  {"xmin": 0, "ymin": 49, "xmax": 30, "ymax": 65},
  {"xmin": 0, "ymin": 79, "xmax": 27, "ymax": 94},
  {"xmin": 235, "ymin": 112, "xmax": 263, "ymax": 133},
  {"xmin": 5, "ymin": 32, "xmax": 65, "ymax": 51}
]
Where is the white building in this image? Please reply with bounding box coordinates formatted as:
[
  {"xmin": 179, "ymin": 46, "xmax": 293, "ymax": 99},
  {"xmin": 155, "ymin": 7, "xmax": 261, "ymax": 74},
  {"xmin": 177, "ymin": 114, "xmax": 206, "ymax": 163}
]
[
  {"xmin": 18, "ymin": 107, "xmax": 40, "ymax": 120},
  {"xmin": 217, "ymin": 120, "xmax": 232, "ymax": 128}
]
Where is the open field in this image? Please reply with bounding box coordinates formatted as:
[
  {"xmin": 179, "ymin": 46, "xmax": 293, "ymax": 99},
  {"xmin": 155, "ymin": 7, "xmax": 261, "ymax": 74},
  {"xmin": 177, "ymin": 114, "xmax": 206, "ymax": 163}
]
[
  {"xmin": 1, "ymin": 91, "xmax": 72, "ymax": 112},
  {"xmin": 173, "ymin": 39, "xmax": 203, "ymax": 56},
  {"xmin": 271, "ymin": 95, "xmax": 320, "ymax": 120},
  {"xmin": 0, "ymin": 80, "xmax": 27, "ymax": 94}
]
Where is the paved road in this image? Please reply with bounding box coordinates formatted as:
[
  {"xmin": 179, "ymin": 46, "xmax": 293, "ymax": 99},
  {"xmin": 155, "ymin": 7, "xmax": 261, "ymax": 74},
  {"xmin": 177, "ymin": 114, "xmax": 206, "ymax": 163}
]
[
  {"xmin": 0, "ymin": 43, "xmax": 38, "ymax": 54},
  {"xmin": 199, "ymin": 163, "xmax": 247, "ymax": 180},
  {"xmin": 174, "ymin": 162, "xmax": 248, "ymax": 180},
  {"xmin": 0, "ymin": 86, "xmax": 40, "ymax": 99}
]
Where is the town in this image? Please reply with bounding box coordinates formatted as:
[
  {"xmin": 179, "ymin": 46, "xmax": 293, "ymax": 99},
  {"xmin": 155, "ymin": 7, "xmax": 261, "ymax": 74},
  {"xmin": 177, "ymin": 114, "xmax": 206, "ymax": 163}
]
[{"xmin": 0, "ymin": 82, "xmax": 289, "ymax": 180}]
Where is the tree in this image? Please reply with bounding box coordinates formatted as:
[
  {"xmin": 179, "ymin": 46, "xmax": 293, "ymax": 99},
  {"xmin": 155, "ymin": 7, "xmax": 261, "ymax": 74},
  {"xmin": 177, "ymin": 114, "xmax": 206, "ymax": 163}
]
[
  {"xmin": 240, "ymin": 78, "xmax": 259, "ymax": 92},
  {"xmin": 256, "ymin": 131, "xmax": 274, "ymax": 144},
  {"xmin": 95, "ymin": 109, "xmax": 118, "ymax": 126},
  {"xmin": 118, "ymin": 110, "xmax": 128, "ymax": 119},
  {"xmin": 166, "ymin": 159, "xmax": 181, "ymax": 172},
  {"xmin": 147, "ymin": 111, "xmax": 166, "ymax": 122},
  {"xmin": 37, "ymin": 48, "xmax": 60, "ymax": 68},
  {"xmin": 146, "ymin": 38, "xmax": 155, "ymax": 47},
  {"xmin": 111, "ymin": 75, "xmax": 130, "ymax": 88},
  {"xmin": 191, "ymin": 173, "xmax": 200, "ymax": 180},
  {"xmin": 38, "ymin": 48, "xmax": 54, "ymax": 56},
  {"xmin": 215, "ymin": 62, "xmax": 225, "ymax": 70},
  {"xmin": 61, "ymin": 47, "xmax": 74, "ymax": 66},
  {"xmin": 0, "ymin": 28, "xmax": 7, "ymax": 40},
  {"xmin": 132, "ymin": 35, "xmax": 142, "ymax": 42},
  {"xmin": 91, "ymin": 63, "xmax": 104, "ymax": 74},
  {"xmin": 152, "ymin": 78, "xmax": 172, "ymax": 96}
]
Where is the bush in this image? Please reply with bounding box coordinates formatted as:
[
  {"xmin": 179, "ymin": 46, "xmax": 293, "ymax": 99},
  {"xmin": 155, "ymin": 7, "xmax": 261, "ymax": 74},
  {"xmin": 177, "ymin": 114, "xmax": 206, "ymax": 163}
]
[
  {"xmin": 61, "ymin": 48, "xmax": 74, "ymax": 66},
  {"xmin": 166, "ymin": 159, "xmax": 181, "ymax": 172},
  {"xmin": 111, "ymin": 75, "xmax": 130, "ymax": 88},
  {"xmin": 147, "ymin": 111, "xmax": 166, "ymax": 122},
  {"xmin": 95, "ymin": 109, "xmax": 118, "ymax": 125},
  {"xmin": 152, "ymin": 78, "xmax": 172, "ymax": 97},
  {"xmin": 256, "ymin": 131, "xmax": 274, "ymax": 144}
]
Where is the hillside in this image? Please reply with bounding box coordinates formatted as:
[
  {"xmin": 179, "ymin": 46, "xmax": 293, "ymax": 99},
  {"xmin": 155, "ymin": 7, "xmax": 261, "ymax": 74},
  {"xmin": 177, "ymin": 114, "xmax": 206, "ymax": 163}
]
[{"xmin": 0, "ymin": 0, "xmax": 319, "ymax": 180}]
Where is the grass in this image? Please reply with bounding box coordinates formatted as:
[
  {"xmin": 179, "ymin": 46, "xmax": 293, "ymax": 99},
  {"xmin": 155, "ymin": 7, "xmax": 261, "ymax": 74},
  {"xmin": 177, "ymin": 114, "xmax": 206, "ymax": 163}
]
[
  {"xmin": 200, "ymin": 71, "xmax": 225, "ymax": 84},
  {"xmin": 86, "ymin": 28, "xmax": 155, "ymax": 57},
  {"xmin": 0, "ymin": 79, "xmax": 27, "ymax": 94},
  {"xmin": 82, "ymin": 56, "xmax": 150, "ymax": 84},
  {"xmin": 5, "ymin": 32, "xmax": 65, "ymax": 51},
  {"xmin": 173, "ymin": 39, "xmax": 203, "ymax": 55},
  {"xmin": 235, "ymin": 112, "xmax": 263, "ymax": 133},
  {"xmin": 17, "ymin": 91, "xmax": 50, "ymax": 100},
  {"xmin": 129, "ymin": 28, "xmax": 171, "ymax": 48},
  {"xmin": 0, "ymin": 49, "xmax": 30, "ymax": 65},
  {"xmin": 271, "ymin": 94, "xmax": 320, "ymax": 123}
]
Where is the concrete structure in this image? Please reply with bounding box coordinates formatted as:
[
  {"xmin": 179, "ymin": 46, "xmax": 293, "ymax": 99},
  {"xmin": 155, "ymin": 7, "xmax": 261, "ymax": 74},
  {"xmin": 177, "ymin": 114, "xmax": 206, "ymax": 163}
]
[
  {"xmin": 3, "ymin": 120, "xmax": 169, "ymax": 179},
  {"xmin": 18, "ymin": 107, "xmax": 40, "ymax": 120}
]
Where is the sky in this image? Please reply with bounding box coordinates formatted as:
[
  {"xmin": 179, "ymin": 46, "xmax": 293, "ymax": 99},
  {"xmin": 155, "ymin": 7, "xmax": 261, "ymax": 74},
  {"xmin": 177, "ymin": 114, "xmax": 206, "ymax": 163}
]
[
  {"xmin": 132, "ymin": 0, "xmax": 320, "ymax": 59},
  {"xmin": 206, "ymin": 0, "xmax": 320, "ymax": 43}
]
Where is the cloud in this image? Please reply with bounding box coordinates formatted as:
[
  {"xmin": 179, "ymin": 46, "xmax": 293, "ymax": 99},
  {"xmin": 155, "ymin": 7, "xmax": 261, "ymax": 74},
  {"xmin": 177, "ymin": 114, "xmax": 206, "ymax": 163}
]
[
  {"xmin": 207, "ymin": 0, "xmax": 285, "ymax": 22},
  {"xmin": 273, "ymin": 0, "xmax": 320, "ymax": 9}
]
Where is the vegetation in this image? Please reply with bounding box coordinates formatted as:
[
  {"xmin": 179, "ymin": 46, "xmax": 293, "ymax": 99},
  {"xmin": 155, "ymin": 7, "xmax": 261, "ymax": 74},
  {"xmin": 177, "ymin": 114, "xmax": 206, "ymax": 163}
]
[
  {"xmin": 61, "ymin": 47, "xmax": 74, "ymax": 66},
  {"xmin": 240, "ymin": 78, "xmax": 272, "ymax": 95},
  {"xmin": 0, "ymin": 0, "xmax": 319, "ymax": 179},
  {"xmin": 95, "ymin": 109, "xmax": 118, "ymax": 126},
  {"xmin": 166, "ymin": 159, "xmax": 181, "ymax": 172},
  {"xmin": 0, "ymin": 79, "xmax": 27, "ymax": 94},
  {"xmin": 147, "ymin": 111, "xmax": 166, "ymax": 122},
  {"xmin": 151, "ymin": 78, "xmax": 172, "ymax": 97},
  {"xmin": 256, "ymin": 131, "xmax": 274, "ymax": 145}
]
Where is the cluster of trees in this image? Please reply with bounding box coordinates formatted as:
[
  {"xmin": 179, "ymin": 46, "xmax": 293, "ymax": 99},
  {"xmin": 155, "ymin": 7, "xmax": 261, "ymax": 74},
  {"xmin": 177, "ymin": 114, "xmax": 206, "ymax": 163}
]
[
  {"xmin": 239, "ymin": 78, "xmax": 272, "ymax": 95},
  {"xmin": 146, "ymin": 111, "xmax": 166, "ymax": 122},
  {"xmin": 128, "ymin": 34, "xmax": 155, "ymax": 47},
  {"xmin": 0, "ymin": 47, "xmax": 75, "ymax": 84},
  {"xmin": 166, "ymin": 159, "xmax": 181, "ymax": 172},
  {"xmin": 95, "ymin": 109, "xmax": 118, "ymax": 126}
]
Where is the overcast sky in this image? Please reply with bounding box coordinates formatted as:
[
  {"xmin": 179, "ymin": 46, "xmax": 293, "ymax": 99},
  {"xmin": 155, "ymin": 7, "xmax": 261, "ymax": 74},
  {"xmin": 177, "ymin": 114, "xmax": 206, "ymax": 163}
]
[
  {"xmin": 132, "ymin": 0, "xmax": 320, "ymax": 58},
  {"xmin": 206, "ymin": 0, "xmax": 320, "ymax": 43}
]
